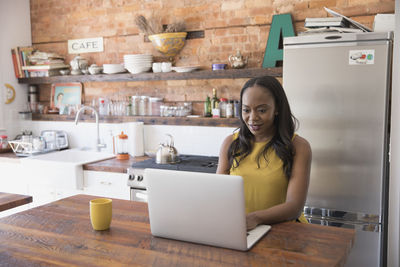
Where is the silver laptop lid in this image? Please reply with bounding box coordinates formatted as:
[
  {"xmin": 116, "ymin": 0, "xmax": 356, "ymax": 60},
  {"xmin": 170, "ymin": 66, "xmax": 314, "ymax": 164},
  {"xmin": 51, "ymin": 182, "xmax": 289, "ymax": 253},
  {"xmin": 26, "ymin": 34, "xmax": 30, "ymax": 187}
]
[{"xmin": 145, "ymin": 168, "xmax": 248, "ymax": 250}]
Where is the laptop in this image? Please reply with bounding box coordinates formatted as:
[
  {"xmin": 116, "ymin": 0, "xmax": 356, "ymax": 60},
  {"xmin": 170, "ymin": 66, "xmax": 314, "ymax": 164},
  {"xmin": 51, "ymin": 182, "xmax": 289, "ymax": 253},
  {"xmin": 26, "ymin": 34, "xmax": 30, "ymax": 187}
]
[{"xmin": 145, "ymin": 168, "xmax": 271, "ymax": 251}]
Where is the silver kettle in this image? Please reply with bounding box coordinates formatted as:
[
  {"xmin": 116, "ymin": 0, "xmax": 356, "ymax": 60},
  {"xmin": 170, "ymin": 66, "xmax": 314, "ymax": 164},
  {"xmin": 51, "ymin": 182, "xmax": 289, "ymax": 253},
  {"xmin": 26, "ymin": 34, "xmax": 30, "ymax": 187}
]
[{"xmin": 156, "ymin": 134, "xmax": 179, "ymax": 164}]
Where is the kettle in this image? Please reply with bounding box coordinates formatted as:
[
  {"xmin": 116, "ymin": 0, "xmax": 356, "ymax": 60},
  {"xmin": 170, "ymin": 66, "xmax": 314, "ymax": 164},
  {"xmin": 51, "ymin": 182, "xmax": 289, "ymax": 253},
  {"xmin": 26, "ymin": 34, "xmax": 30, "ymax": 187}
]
[
  {"xmin": 228, "ymin": 49, "xmax": 248, "ymax": 69},
  {"xmin": 156, "ymin": 134, "xmax": 179, "ymax": 164}
]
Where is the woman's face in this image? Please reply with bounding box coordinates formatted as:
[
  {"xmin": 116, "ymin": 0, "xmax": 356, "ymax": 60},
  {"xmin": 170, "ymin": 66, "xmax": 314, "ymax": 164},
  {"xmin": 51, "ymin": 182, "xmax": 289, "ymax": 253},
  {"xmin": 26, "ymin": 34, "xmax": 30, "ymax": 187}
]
[{"xmin": 241, "ymin": 85, "xmax": 277, "ymax": 142}]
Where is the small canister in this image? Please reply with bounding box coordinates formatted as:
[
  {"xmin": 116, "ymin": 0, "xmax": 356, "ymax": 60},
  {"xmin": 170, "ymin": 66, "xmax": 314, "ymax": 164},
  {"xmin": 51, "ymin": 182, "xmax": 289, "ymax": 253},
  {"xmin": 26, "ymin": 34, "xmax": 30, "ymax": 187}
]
[{"xmin": 0, "ymin": 135, "xmax": 8, "ymax": 149}]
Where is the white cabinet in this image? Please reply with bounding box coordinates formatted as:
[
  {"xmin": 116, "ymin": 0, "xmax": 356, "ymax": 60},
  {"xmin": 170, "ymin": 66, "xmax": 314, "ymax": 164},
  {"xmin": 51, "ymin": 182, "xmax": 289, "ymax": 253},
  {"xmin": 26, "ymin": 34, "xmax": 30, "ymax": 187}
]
[
  {"xmin": 27, "ymin": 184, "xmax": 79, "ymax": 208},
  {"xmin": 0, "ymin": 159, "xmax": 31, "ymax": 217},
  {"xmin": 0, "ymin": 159, "xmax": 28, "ymax": 195},
  {"xmin": 83, "ymin": 171, "xmax": 129, "ymax": 200}
]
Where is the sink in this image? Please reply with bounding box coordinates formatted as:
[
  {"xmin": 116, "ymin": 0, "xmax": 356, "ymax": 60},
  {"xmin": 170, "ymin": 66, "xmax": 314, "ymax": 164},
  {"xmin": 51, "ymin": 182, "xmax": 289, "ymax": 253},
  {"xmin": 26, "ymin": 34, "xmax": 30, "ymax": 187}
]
[
  {"xmin": 21, "ymin": 148, "xmax": 116, "ymax": 190},
  {"xmin": 23, "ymin": 148, "xmax": 115, "ymax": 165}
]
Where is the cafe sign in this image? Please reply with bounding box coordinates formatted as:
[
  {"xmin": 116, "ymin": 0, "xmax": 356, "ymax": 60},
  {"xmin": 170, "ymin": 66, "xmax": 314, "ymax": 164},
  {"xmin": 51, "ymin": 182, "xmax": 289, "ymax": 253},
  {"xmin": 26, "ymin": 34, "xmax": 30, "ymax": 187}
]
[{"xmin": 68, "ymin": 37, "xmax": 104, "ymax": 54}]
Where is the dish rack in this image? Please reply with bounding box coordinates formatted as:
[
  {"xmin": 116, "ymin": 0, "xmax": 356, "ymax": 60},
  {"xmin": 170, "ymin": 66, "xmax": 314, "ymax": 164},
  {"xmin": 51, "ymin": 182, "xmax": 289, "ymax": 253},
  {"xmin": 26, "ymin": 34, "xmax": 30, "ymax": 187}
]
[
  {"xmin": 9, "ymin": 140, "xmax": 36, "ymax": 156},
  {"xmin": 8, "ymin": 130, "xmax": 69, "ymax": 157},
  {"xmin": 8, "ymin": 140, "xmax": 48, "ymax": 157}
]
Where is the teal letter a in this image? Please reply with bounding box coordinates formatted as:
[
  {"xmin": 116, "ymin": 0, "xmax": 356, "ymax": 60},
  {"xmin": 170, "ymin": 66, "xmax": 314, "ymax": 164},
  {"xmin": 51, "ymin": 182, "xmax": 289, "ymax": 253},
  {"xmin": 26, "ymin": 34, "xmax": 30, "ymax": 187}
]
[{"xmin": 262, "ymin": 13, "xmax": 295, "ymax": 68}]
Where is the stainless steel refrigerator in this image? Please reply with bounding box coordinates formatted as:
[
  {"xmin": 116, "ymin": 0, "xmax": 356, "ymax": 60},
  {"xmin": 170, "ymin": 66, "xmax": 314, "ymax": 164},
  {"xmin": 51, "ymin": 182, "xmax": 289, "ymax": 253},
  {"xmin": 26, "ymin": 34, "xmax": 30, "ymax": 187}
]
[{"xmin": 283, "ymin": 32, "xmax": 392, "ymax": 267}]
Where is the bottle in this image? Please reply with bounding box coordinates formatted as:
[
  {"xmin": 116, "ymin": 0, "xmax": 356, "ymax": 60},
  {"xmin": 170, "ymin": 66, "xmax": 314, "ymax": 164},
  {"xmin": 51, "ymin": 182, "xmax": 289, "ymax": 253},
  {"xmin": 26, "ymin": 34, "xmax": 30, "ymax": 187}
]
[
  {"xmin": 219, "ymin": 98, "xmax": 228, "ymax": 118},
  {"xmin": 211, "ymin": 88, "xmax": 220, "ymax": 118},
  {"xmin": 233, "ymin": 100, "xmax": 240, "ymax": 118},
  {"xmin": 226, "ymin": 100, "xmax": 233, "ymax": 118},
  {"xmin": 204, "ymin": 96, "xmax": 211, "ymax": 117},
  {"xmin": 99, "ymin": 98, "xmax": 109, "ymax": 116}
]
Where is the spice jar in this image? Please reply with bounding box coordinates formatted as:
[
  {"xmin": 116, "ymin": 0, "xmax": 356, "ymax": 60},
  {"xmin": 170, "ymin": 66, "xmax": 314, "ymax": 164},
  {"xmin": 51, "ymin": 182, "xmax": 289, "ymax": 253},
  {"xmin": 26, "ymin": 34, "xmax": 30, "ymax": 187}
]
[{"xmin": 115, "ymin": 131, "xmax": 129, "ymax": 160}]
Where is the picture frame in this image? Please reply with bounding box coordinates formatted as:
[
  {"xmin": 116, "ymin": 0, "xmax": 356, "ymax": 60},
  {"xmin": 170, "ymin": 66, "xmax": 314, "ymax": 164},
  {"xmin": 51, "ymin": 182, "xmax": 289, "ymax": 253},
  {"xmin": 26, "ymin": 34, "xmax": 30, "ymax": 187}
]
[{"xmin": 50, "ymin": 82, "xmax": 83, "ymax": 110}]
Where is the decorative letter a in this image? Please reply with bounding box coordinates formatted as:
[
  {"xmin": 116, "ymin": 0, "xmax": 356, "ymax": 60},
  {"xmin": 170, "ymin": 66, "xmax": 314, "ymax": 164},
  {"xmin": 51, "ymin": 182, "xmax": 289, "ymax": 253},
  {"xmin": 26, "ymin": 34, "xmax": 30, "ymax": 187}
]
[{"xmin": 262, "ymin": 14, "xmax": 295, "ymax": 68}]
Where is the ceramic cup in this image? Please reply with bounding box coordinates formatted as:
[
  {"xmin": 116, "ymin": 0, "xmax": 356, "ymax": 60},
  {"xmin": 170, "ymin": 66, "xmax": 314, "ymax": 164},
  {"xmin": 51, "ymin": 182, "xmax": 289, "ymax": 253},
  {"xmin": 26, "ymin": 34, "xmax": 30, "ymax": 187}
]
[
  {"xmin": 90, "ymin": 198, "xmax": 112, "ymax": 230},
  {"xmin": 161, "ymin": 62, "xmax": 172, "ymax": 72},
  {"xmin": 152, "ymin": 62, "xmax": 162, "ymax": 73}
]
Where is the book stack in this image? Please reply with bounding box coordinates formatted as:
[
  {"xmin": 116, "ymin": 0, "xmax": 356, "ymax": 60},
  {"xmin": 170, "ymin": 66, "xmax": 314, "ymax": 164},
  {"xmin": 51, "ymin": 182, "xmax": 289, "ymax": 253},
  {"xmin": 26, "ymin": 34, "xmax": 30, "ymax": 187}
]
[
  {"xmin": 11, "ymin": 49, "xmax": 69, "ymax": 78},
  {"xmin": 304, "ymin": 17, "xmax": 348, "ymax": 28},
  {"xmin": 11, "ymin": 46, "xmax": 34, "ymax": 78},
  {"xmin": 300, "ymin": 7, "xmax": 372, "ymax": 36}
]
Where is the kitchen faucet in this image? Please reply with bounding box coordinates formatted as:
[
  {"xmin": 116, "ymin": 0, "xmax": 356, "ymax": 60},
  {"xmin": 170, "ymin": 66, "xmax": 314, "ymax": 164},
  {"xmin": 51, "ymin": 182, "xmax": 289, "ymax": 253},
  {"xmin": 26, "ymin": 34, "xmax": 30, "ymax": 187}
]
[{"xmin": 74, "ymin": 106, "xmax": 106, "ymax": 152}]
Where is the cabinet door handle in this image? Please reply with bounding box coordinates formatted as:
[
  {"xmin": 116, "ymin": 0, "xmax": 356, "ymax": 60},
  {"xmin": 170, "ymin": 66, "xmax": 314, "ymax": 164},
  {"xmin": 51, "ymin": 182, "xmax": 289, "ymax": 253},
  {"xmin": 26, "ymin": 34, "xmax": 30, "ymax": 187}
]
[{"xmin": 100, "ymin": 181, "xmax": 112, "ymax": 185}]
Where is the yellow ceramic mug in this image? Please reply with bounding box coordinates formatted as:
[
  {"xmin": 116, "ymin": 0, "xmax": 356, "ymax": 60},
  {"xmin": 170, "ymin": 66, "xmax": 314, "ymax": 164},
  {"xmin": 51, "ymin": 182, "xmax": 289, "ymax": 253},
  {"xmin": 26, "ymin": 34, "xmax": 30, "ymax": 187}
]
[{"xmin": 90, "ymin": 198, "xmax": 112, "ymax": 230}]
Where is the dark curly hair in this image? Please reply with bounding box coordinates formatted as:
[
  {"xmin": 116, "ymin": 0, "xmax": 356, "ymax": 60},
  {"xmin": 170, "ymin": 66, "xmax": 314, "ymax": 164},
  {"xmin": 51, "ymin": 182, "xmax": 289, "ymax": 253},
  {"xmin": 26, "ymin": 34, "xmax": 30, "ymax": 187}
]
[{"xmin": 228, "ymin": 76, "xmax": 298, "ymax": 178}]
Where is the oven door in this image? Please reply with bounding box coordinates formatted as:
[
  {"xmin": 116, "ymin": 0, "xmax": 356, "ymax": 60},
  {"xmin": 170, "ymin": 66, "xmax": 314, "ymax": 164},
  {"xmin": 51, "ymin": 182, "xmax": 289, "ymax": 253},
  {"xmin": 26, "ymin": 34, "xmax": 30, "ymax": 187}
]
[{"xmin": 130, "ymin": 188, "xmax": 148, "ymax": 202}]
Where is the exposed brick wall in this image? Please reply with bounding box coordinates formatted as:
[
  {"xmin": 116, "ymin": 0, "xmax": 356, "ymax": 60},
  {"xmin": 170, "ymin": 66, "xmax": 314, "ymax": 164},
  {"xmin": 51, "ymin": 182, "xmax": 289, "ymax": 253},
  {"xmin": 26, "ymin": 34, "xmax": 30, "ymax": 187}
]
[{"xmin": 30, "ymin": 0, "xmax": 394, "ymax": 115}]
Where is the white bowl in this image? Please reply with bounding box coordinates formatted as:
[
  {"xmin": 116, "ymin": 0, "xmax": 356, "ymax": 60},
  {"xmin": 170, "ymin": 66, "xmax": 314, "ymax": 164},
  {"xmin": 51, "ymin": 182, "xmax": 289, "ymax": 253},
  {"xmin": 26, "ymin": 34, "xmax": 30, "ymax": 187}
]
[
  {"xmin": 126, "ymin": 66, "xmax": 151, "ymax": 74},
  {"xmin": 103, "ymin": 64, "xmax": 125, "ymax": 74}
]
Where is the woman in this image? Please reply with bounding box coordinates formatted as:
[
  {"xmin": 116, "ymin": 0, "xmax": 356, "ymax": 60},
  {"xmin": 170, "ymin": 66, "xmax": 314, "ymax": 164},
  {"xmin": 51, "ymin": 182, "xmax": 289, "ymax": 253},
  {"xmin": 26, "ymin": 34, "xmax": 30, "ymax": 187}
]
[{"xmin": 217, "ymin": 76, "xmax": 311, "ymax": 229}]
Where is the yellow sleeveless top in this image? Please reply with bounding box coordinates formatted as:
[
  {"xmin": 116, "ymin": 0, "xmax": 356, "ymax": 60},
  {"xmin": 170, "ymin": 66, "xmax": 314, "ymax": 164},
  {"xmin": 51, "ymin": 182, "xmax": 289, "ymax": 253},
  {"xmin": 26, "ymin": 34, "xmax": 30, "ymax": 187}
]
[{"xmin": 230, "ymin": 133, "xmax": 307, "ymax": 223}]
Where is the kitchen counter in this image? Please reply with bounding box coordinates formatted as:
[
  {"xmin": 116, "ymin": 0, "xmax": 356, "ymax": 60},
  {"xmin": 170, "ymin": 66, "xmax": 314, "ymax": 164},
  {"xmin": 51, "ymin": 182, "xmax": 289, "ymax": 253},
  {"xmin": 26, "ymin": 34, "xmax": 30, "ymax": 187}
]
[
  {"xmin": 0, "ymin": 151, "xmax": 148, "ymax": 173},
  {"xmin": 0, "ymin": 152, "xmax": 19, "ymax": 159},
  {"xmin": 0, "ymin": 194, "xmax": 355, "ymax": 266},
  {"xmin": 0, "ymin": 192, "xmax": 32, "ymax": 212},
  {"xmin": 83, "ymin": 155, "xmax": 150, "ymax": 173}
]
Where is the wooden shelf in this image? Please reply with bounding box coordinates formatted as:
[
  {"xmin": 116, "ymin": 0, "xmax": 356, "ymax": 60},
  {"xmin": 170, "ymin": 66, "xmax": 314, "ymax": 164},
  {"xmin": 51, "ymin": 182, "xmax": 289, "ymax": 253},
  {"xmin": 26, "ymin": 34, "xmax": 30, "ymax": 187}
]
[
  {"xmin": 32, "ymin": 113, "xmax": 241, "ymax": 127},
  {"xmin": 18, "ymin": 67, "xmax": 282, "ymax": 84}
]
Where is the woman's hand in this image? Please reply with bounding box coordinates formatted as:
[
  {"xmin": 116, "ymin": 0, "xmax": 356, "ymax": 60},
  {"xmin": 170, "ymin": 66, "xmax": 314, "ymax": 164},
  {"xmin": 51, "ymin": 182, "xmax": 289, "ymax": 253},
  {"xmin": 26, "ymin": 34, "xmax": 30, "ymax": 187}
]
[{"xmin": 246, "ymin": 212, "xmax": 261, "ymax": 230}]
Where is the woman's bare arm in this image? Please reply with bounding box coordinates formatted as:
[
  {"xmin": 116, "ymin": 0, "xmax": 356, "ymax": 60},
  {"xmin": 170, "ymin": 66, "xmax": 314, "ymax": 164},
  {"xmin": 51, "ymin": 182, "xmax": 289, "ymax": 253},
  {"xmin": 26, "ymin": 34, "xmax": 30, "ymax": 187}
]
[{"xmin": 216, "ymin": 134, "xmax": 234, "ymax": 174}]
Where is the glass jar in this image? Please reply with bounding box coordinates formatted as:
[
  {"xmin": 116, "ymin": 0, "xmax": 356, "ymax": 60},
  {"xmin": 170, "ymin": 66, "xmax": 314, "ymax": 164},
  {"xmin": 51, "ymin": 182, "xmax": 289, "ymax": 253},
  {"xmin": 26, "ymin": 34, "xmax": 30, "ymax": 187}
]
[
  {"xmin": 139, "ymin": 96, "xmax": 149, "ymax": 116},
  {"xmin": 116, "ymin": 131, "xmax": 129, "ymax": 160},
  {"xmin": 149, "ymin": 97, "xmax": 163, "ymax": 116},
  {"xmin": 226, "ymin": 100, "xmax": 233, "ymax": 118},
  {"xmin": 160, "ymin": 105, "xmax": 166, "ymax": 117},
  {"xmin": 219, "ymin": 98, "xmax": 228, "ymax": 118},
  {"xmin": 0, "ymin": 135, "xmax": 8, "ymax": 149},
  {"xmin": 183, "ymin": 102, "xmax": 192, "ymax": 116},
  {"xmin": 131, "ymin": 96, "xmax": 140, "ymax": 116}
]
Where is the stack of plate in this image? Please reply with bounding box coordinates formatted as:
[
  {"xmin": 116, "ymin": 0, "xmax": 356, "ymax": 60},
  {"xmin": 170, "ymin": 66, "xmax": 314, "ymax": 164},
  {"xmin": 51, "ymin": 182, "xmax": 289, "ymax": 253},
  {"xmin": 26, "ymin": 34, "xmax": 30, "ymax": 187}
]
[{"xmin": 124, "ymin": 54, "xmax": 153, "ymax": 74}]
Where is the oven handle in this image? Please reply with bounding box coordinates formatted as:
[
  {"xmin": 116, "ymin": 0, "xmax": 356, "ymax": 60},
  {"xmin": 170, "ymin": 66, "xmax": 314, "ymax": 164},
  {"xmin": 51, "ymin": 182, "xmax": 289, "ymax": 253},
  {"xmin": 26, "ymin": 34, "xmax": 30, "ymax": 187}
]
[{"xmin": 130, "ymin": 188, "xmax": 148, "ymax": 202}]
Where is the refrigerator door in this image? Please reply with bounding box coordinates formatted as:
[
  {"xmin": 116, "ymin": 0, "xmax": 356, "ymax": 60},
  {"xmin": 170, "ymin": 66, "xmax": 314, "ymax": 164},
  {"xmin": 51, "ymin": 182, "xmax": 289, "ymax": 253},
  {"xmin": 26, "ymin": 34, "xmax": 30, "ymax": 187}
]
[
  {"xmin": 283, "ymin": 33, "xmax": 391, "ymax": 217},
  {"xmin": 307, "ymin": 216, "xmax": 380, "ymax": 267}
]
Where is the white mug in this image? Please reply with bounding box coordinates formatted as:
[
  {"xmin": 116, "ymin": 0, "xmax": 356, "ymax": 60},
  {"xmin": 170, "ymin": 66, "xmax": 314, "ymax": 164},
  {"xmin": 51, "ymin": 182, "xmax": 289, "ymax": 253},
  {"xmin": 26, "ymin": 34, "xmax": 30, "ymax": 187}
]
[
  {"xmin": 152, "ymin": 63, "xmax": 162, "ymax": 73},
  {"xmin": 161, "ymin": 62, "xmax": 172, "ymax": 73}
]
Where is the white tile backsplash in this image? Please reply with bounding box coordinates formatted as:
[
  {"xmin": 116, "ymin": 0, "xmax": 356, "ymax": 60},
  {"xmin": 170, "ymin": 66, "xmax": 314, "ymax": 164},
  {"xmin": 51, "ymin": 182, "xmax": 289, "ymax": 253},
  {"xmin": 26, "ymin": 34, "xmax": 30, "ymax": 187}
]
[{"xmin": 22, "ymin": 121, "xmax": 236, "ymax": 157}]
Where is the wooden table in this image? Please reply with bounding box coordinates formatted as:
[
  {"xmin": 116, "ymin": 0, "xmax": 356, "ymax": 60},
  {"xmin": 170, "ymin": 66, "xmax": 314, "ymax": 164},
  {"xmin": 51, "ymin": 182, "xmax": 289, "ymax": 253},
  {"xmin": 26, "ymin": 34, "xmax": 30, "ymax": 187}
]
[
  {"xmin": 0, "ymin": 192, "xmax": 32, "ymax": 212},
  {"xmin": 0, "ymin": 195, "xmax": 355, "ymax": 266}
]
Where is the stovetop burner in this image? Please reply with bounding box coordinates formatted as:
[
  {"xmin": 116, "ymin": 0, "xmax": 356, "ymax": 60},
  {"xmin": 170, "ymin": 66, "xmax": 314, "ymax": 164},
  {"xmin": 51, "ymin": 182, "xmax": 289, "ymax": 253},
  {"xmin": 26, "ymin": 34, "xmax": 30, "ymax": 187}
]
[{"xmin": 131, "ymin": 154, "xmax": 219, "ymax": 173}]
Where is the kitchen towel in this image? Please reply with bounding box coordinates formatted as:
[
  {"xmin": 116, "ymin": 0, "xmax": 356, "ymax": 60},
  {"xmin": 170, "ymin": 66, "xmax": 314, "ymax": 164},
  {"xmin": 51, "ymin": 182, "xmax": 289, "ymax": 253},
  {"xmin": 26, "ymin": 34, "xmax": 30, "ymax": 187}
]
[{"xmin": 128, "ymin": 122, "xmax": 144, "ymax": 156}]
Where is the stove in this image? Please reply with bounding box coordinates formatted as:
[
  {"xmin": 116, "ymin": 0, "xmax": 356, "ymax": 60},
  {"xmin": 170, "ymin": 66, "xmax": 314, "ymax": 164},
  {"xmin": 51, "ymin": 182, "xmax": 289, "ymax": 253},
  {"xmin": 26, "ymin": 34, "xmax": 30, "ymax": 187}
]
[{"xmin": 127, "ymin": 155, "xmax": 219, "ymax": 202}]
